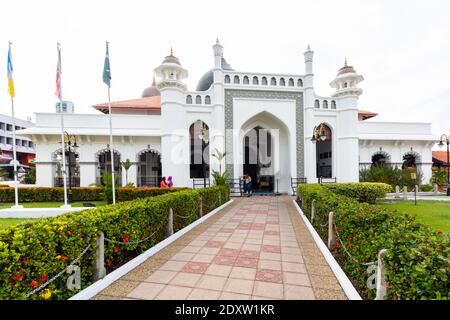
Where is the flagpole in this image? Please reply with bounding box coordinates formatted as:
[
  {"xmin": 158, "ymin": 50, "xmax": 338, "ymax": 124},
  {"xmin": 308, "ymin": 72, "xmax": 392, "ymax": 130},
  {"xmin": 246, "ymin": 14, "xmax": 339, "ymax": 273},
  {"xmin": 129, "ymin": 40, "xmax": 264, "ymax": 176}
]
[
  {"xmin": 8, "ymin": 42, "xmax": 22, "ymax": 209},
  {"xmin": 57, "ymin": 43, "xmax": 69, "ymax": 208},
  {"xmin": 105, "ymin": 41, "xmax": 116, "ymax": 204}
]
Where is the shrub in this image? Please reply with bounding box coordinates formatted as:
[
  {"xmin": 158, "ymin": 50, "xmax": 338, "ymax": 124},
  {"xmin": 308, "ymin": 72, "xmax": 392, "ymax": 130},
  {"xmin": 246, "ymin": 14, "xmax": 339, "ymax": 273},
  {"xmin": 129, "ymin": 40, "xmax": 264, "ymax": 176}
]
[
  {"xmin": 297, "ymin": 183, "xmax": 450, "ymax": 300},
  {"xmin": 117, "ymin": 187, "xmax": 188, "ymax": 202},
  {"xmin": 322, "ymin": 182, "xmax": 391, "ymax": 204},
  {"xmin": 0, "ymin": 186, "xmax": 230, "ymax": 300},
  {"xmin": 431, "ymin": 169, "xmax": 448, "ymax": 186},
  {"xmin": 211, "ymin": 170, "xmax": 231, "ymax": 186},
  {"xmin": 419, "ymin": 184, "xmax": 434, "ymax": 192},
  {"xmin": 0, "ymin": 187, "xmax": 103, "ymax": 203},
  {"xmin": 360, "ymin": 166, "xmax": 423, "ymax": 191}
]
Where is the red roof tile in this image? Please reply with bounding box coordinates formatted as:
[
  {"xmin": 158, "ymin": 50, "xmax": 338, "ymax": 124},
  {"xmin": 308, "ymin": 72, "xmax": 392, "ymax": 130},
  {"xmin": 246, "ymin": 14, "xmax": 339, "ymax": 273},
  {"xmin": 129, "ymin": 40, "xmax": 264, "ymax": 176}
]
[{"xmin": 93, "ymin": 96, "xmax": 161, "ymax": 114}]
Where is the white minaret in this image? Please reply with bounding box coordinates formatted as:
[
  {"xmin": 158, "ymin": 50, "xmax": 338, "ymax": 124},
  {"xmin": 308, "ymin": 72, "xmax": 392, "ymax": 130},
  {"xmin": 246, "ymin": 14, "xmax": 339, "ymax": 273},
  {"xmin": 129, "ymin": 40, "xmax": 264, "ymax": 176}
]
[
  {"xmin": 303, "ymin": 45, "xmax": 317, "ymax": 183},
  {"xmin": 330, "ymin": 59, "xmax": 363, "ymax": 182},
  {"xmin": 156, "ymin": 49, "xmax": 190, "ymax": 186}
]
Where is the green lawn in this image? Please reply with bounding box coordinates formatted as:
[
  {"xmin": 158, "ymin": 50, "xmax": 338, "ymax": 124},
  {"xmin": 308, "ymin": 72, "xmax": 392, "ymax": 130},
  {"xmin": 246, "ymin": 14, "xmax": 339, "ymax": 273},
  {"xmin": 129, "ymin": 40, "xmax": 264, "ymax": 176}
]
[
  {"xmin": 0, "ymin": 201, "xmax": 107, "ymax": 209},
  {"xmin": 0, "ymin": 201, "xmax": 107, "ymax": 229},
  {"xmin": 379, "ymin": 200, "xmax": 450, "ymax": 233}
]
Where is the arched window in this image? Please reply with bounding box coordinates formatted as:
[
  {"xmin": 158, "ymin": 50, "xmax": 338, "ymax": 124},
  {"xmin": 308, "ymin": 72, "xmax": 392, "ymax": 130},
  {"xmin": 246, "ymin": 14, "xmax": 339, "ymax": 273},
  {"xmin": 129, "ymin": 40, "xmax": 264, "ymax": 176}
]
[
  {"xmin": 323, "ymin": 100, "xmax": 328, "ymax": 109},
  {"xmin": 195, "ymin": 95, "xmax": 202, "ymax": 104},
  {"xmin": 344, "ymin": 82, "xmax": 348, "ymax": 88},
  {"xmin": 288, "ymin": 78, "xmax": 294, "ymax": 86},
  {"xmin": 279, "ymin": 78, "xmax": 285, "ymax": 86},
  {"xmin": 252, "ymin": 76, "xmax": 259, "ymax": 85},
  {"xmin": 190, "ymin": 120, "xmax": 210, "ymax": 179},
  {"xmin": 261, "ymin": 77, "xmax": 268, "ymax": 85},
  {"xmin": 314, "ymin": 100, "xmax": 320, "ymax": 108},
  {"xmin": 137, "ymin": 150, "xmax": 161, "ymax": 187},
  {"xmin": 243, "ymin": 76, "xmax": 249, "ymax": 84},
  {"xmin": 204, "ymin": 95, "xmax": 211, "ymax": 104},
  {"xmin": 233, "ymin": 75, "xmax": 240, "ymax": 84},
  {"xmin": 270, "ymin": 77, "xmax": 277, "ymax": 86},
  {"xmin": 331, "ymin": 100, "xmax": 336, "ymax": 109},
  {"xmin": 52, "ymin": 149, "xmax": 80, "ymax": 187},
  {"xmin": 186, "ymin": 95, "xmax": 192, "ymax": 104},
  {"xmin": 297, "ymin": 79, "xmax": 303, "ymax": 87},
  {"xmin": 371, "ymin": 151, "xmax": 390, "ymax": 167},
  {"xmin": 96, "ymin": 149, "xmax": 121, "ymax": 186},
  {"xmin": 224, "ymin": 75, "xmax": 230, "ymax": 83}
]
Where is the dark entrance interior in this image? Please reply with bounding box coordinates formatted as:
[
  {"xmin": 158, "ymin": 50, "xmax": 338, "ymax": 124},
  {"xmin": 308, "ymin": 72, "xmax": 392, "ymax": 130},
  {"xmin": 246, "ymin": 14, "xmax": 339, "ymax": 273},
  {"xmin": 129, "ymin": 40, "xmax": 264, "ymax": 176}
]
[{"xmin": 243, "ymin": 126, "xmax": 274, "ymax": 193}]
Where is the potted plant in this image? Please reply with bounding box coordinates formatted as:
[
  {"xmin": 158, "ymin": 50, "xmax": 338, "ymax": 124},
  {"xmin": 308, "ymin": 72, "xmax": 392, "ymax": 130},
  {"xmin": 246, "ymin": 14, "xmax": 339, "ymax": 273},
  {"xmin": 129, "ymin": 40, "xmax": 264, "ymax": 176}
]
[{"xmin": 431, "ymin": 169, "xmax": 447, "ymax": 192}]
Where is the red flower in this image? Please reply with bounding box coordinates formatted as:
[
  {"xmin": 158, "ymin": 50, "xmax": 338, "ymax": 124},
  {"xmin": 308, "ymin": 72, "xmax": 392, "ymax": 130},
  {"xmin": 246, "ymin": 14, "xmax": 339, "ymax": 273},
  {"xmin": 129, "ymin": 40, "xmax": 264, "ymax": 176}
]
[
  {"xmin": 335, "ymin": 244, "xmax": 341, "ymax": 249},
  {"xmin": 58, "ymin": 255, "xmax": 68, "ymax": 261},
  {"xmin": 66, "ymin": 230, "xmax": 72, "ymax": 236},
  {"xmin": 21, "ymin": 258, "xmax": 28, "ymax": 265},
  {"xmin": 114, "ymin": 246, "xmax": 120, "ymax": 253},
  {"xmin": 11, "ymin": 273, "xmax": 23, "ymax": 282},
  {"xmin": 122, "ymin": 235, "xmax": 129, "ymax": 243},
  {"xmin": 347, "ymin": 243, "xmax": 353, "ymax": 249},
  {"xmin": 37, "ymin": 274, "xmax": 47, "ymax": 283},
  {"xmin": 106, "ymin": 261, "xmax": 113, "ymax": 267},
  {"xmin": 29, "ymin": 281, "xmax": 38, "ymax": 289},
  {"xmin": 347, "ymin": 237, "xmax": 352, "ymax": 241},
  {"xmin": 437, "ymin": 230, "xmax": 443, "ymax": 235}
]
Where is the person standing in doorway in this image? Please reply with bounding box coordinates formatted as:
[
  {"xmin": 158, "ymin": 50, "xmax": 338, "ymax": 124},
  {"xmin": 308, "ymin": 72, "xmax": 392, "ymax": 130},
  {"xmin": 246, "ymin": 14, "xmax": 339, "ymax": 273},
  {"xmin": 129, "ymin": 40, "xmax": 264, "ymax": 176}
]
[{"xmin": 244, "ymin": 174, "xmax": 252, "ymax": 196}]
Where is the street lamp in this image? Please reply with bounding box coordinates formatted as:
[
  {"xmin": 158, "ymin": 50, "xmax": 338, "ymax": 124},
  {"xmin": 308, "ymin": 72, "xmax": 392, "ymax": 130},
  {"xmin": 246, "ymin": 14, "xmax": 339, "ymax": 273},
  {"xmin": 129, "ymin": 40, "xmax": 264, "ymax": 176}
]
[
  {"xmin": 62, "ymin": 132, "xmax": 78, "ymax": 202},
  {"xmin": 311, "ymin": 123, "xmax": 328, "ymax": 183},
  {"xmin": 198, "ymin": 124, "xmax": 209, "ymax": 188},
  {"xmin": 438, "ymin": 134, "xmax": 450, "ymax": 196}
]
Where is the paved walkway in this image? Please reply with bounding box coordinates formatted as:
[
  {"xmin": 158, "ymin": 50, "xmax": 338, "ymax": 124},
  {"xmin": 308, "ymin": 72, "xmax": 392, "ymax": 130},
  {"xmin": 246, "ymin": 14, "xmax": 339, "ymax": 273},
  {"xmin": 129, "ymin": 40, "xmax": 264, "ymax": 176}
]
[{"xmin": 94, "ymin": 196, "xmax": 346, "ymax": 300}]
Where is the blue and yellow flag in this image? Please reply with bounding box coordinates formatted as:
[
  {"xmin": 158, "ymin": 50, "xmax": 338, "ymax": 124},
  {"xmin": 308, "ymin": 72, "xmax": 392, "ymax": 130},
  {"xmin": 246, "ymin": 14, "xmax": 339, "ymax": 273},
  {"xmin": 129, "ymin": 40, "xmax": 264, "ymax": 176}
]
[{"xmin": 7, "ymin": 43, "xmax": 15, "ymax": 98}]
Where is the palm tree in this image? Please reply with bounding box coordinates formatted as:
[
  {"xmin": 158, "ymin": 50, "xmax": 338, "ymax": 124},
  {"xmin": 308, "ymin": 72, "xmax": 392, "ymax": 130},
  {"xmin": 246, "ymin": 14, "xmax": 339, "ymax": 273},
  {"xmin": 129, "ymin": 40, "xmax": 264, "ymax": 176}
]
[
  {"xmin": 212, "ymin": 149, "xmax": 227, "ymax": 175},
  {"xmin": 121, "ymin": 159, "xmax": 133, "ymax": 185}
]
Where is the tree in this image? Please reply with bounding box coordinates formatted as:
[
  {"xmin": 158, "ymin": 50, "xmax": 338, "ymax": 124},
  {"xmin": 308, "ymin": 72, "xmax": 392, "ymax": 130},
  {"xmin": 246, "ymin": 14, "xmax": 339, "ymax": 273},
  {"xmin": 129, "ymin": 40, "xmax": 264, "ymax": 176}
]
[{"xmin": 121, "ymin": 159, "xmax": 133, "ymax": 185}]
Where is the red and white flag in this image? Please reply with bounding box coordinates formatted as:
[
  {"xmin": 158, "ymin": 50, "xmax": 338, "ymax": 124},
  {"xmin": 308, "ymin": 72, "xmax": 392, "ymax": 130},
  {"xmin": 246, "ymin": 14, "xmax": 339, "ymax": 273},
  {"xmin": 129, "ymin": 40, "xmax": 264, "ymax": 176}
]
[{"xmin": 55, "ymin": 43, "xmax": 62, "ymax": 99}]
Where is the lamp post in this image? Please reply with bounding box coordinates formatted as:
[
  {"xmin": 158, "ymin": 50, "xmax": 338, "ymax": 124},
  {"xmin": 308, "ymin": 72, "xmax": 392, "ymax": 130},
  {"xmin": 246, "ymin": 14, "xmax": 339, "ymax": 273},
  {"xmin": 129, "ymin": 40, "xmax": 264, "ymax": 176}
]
[
  {"xmin": 198, "ymin": 124, "xmax": 209, "ymax": 188},
  {"xmin": 311, "ymin": 123, "xmax": 328, "ymax": 183},
  {"xmin": 438, "ymin": 134, "xmax": 450, "ymax": 196},
  {"xmin": 62, "ymin": 132, "xmax": 78, "ymax": 202}
]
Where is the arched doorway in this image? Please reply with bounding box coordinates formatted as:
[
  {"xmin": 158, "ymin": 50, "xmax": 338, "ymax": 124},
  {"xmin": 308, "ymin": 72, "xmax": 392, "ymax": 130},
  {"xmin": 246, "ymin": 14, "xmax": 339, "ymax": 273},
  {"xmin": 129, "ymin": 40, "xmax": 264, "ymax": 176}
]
[
  {"xmin": 52, "ymin": 149, "xmax": 80, "ymax": 187},
  {"xmin": 137, "ymin": 149, "xmax": 161, "ymax": 187},
  {"xmin": 402, "ymin": 151, "xmax": 421, "ymax": 171},
  {"xmin": 243, "ymin": 126, "xmax": 274, "ymax": 192},
  {"xmin": 371, "ymin": 151, "xmax": 390, "ymax": 167},
  {"xmin": 314, "ymin": 124, "xmax": 333, "ymax": 178},
  {"xmin": 96, "ymin": 149, "xmax": 121, "ymax": 186},
  {"xmin": 189, "ymin": 120, "xmax": 210, "ymax": 179}
]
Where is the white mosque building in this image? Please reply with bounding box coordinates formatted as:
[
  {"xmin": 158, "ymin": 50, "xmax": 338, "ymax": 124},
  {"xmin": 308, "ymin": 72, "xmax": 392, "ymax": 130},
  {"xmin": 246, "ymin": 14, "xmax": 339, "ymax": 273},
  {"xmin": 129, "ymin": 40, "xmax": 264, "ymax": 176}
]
[{"xmin": 19, "ymin": 40, "xmax": 435, "ymax": 193}]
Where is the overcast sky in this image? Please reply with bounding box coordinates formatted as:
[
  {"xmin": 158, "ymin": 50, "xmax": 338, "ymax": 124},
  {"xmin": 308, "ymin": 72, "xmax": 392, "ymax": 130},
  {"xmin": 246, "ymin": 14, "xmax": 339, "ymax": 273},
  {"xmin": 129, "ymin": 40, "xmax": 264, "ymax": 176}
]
[{"xmin": 1, "ymin": 0, "xmax": 449, "ymax": 140}]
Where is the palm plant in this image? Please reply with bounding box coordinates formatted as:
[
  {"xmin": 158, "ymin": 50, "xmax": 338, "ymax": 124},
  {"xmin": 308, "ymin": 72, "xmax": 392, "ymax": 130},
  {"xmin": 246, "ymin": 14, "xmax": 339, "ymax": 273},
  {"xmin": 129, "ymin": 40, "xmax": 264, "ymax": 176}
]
[
  {"xmin": 212, "ymin": 149, "xmax": 226, "ymax": 174},
  {"xmin": 121, "ymin": 159, "xmax": 133, "ymax": 185}
]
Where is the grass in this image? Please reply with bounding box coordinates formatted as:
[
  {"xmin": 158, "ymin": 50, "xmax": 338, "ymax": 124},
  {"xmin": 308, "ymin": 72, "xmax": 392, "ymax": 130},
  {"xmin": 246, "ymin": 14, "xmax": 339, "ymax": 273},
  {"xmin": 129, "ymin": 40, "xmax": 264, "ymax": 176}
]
[
  {"xmin": 379, "ymin": 200, "xmax": 450, "ymax": 233},
  {"xmin": 0, "ymin": 201, "xmax": 107, "ymax": 209},
  {"xmin": 0, "ymin": 201, "xmax": 107, "ymax": 229}
]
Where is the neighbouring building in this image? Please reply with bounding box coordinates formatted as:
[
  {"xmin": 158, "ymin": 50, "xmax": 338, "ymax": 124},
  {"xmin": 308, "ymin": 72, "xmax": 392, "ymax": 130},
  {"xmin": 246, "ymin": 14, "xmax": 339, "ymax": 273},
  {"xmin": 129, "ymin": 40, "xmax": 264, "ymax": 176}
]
[
  {"xmin": 0, "ymin": 113, "xmax": 35, "ymax": 181},
  {"xmin": 18, "ymin": 41, "xmax": 436, "ymax": 193}
]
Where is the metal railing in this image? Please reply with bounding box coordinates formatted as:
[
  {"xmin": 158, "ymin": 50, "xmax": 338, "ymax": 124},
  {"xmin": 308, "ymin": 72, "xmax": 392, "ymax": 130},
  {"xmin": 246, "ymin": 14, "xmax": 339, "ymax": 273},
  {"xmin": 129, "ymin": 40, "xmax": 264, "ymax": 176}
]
[{"xmin": 290, "ymin": 177, "xmax": 307, "ymax": 196}]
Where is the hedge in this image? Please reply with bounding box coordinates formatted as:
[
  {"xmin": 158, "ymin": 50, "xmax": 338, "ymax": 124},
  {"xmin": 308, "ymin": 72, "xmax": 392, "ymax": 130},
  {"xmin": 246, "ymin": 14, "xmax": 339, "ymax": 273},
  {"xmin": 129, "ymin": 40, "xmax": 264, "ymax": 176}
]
[
  {"xmin": 321, "ymin": 182, "xmax": 392, "ymax": 204},
  {"xmin": 117, "ymin": 187, "xmax": 189, "ymax": 202},
  {"xmin": 297, "ymin": 183, "xmax": 450, "ymax": 300},
  {"xmin": 0, "ymin": 187, "xmax": 188, "ymax": 203},
  {"xmin": 0, "ymin": 186, "xmax": 230, "ymax": 300}
]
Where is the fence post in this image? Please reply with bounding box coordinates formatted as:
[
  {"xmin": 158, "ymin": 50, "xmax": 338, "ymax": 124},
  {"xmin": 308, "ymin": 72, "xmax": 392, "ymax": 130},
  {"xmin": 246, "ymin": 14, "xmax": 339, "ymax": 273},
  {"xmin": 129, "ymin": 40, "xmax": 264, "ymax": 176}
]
[
  {"xmin": 311, "ymin": 199, "xmax": 316, "ymax": 224},
  {"xmin": 327, "ymin": 211, "xmax": 336, "ymax": 250},
  {"xmin": 166, "ymin": 208, "xmax": 174, "ymax": 238},
  {"xmin": 94, "ymin": 232, "xmax": 106, "ymax": 281},
  {"xmin": 375, "ymin": 249, "xmax": 388, "ymax": 300},
  {"xmin": 395, "ymin": 185, "xmax": 400, "ymax": 198},
  {"xmin": 199, "ymin": 197, "xmax": 203, "ymax": 217},
  {"xmin": 403, "ymin": 186, "xmax": 408, "ymax": 200},
  {"xmin": 433, "ymin": 183, "xmax": 438, "ymax": 195}
]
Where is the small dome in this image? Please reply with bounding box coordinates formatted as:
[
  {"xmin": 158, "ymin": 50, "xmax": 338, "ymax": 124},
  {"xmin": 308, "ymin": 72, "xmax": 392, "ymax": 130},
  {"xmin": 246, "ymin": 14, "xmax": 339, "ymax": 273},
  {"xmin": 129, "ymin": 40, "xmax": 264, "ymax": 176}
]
[
  {"xmin": 337, "ymin": 59, "xmax": 356, "ymax": 76},
  {"xmin": 162, "ymin": 48, "xmax": 181, "ymax": 65},
  {"xmin": 196, "ymin": 57, "xmax": 234, "ymax": 91},
  {"xmin": 141, "ymin": 76, "xmax": 160, "ymax": 97}
]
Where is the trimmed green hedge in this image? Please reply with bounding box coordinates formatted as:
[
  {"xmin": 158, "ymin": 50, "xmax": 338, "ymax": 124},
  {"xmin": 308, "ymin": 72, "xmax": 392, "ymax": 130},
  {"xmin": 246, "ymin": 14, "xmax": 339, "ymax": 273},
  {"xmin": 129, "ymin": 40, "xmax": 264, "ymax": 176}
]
[
  {"xmin": 297, "ymin": 183, "xmax": 450, "ymax": 300},
  {"xmin": 322, "ymin": 182, "xmax": 392, "ymax": 204},
  {"xmin": 117, "ymin": 187, "xmax": 189, "ymax": 202},
  {"xmin": 0, "ymin": 186, "xmax": 230, "ymax": 300},
  {"xmin": 0, "ymin": 187, "xmax": 188, "ymax": 203}
]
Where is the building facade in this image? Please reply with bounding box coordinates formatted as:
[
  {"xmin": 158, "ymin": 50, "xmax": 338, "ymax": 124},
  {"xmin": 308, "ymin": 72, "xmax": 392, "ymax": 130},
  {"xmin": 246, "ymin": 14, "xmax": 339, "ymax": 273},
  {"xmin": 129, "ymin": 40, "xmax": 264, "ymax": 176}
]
[{"xmin": 19, "ymin": 41, "xmax": 435, "ymax": 192}]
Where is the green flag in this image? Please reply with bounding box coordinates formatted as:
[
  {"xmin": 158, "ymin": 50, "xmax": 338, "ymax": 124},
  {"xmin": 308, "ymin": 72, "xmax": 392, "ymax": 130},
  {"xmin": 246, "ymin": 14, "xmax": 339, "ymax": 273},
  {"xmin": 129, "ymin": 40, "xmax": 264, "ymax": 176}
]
[{"xmin": 103, "ymin": 42, "xmax": 111, "ymax": 87}]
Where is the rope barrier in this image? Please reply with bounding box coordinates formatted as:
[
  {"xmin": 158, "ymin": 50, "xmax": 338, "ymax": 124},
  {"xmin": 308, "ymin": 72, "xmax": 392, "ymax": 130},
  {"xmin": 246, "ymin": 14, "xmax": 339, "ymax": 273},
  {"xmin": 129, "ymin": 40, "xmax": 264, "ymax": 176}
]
[
  {"xmin": 104, "ymin": 220, "xmax": 167, "ymax": 245},
  {"xmin": 24, "ymin": 243, "xmax": 92, "ymax": 299}
]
